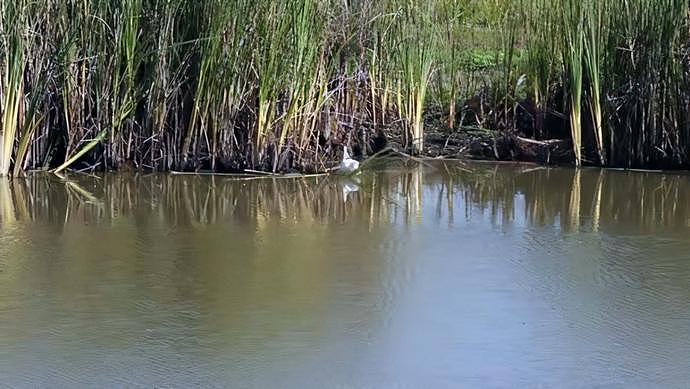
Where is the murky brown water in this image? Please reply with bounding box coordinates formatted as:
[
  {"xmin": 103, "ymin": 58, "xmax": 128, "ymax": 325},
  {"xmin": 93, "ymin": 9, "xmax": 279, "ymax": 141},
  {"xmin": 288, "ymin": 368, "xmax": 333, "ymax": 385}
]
[{"xmin": 1, "ymin": 162, "xmax": 690, "ymax": 388}]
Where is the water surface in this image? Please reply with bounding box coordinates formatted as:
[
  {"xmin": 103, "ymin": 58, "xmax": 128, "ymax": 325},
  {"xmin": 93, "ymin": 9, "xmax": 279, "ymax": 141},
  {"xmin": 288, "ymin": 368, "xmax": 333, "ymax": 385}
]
[{"xmin": 1, "ymin": 163, "xmax": 690, "ymax": 388}]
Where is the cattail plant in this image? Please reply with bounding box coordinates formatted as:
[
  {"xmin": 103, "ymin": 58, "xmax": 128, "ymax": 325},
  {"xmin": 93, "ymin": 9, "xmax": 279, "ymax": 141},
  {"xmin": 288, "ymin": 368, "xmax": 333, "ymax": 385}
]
[
  {"xmin": 392, "ymin": 1, "xmax": 434, "ymax": 154},
  {"xmin": 562, "ymin": 0, "xmax": 584, "ymax": 166},
  {"xmin": 1, "ymin": 0, "xmax": 688, "ymax": 176}
]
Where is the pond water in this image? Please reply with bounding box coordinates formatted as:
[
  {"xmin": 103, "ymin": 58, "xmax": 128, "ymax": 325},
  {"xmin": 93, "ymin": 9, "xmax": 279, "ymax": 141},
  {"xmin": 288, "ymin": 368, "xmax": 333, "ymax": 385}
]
[{"xmin": 1, "ymin": 162, "xmax": 690, "ymax": 388}]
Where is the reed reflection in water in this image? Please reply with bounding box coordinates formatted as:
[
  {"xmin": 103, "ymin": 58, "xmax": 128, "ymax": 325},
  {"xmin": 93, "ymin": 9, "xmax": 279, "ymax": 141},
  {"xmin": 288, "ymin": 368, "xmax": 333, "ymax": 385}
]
[
  {"xmin": 1, "ymin": 163, "xmax": 690, "ymax": 387},
  {"xmin": 3, "ymin": 163, "xmax": 689, "ymax": 232}
]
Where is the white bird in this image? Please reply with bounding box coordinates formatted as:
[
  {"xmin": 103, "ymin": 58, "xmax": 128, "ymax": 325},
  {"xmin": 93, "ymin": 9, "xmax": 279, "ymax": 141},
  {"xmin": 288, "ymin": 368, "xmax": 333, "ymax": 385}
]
[
  {"xmin": 339, "ymin": 146, "xmax": 360, "ymax": 174},
  {"xmin": 342, "ymin": 180, "xmax": 360, "ymax": 203}
]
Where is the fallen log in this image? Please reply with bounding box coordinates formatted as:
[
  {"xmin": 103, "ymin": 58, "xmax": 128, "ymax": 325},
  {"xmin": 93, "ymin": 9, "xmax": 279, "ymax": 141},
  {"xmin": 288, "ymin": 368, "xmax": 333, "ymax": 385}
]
[{"xmin": 514, "ymin": 136, "xmax": 573, "ymax": 164}]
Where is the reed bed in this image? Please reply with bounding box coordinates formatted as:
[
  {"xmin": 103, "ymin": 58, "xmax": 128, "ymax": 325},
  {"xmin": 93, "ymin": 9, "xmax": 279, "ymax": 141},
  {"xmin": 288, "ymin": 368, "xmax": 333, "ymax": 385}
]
[
  {"xmin": 517, "ymin": 0, "xmax": 690, "ymax": 168},
  {"xmin": 0, "ymin": 0, "xmax": 505, "ymax": 176},
  {"xmin": 2, "ymin": 0, "xmax": 689, "ymax": 174}
]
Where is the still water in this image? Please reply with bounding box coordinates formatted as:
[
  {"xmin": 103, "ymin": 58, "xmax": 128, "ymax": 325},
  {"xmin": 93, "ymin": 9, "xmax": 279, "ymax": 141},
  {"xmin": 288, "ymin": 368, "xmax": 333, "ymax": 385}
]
[{"xmin": 1, "ymin": 162, "xmax": 690, "ymax": 388}]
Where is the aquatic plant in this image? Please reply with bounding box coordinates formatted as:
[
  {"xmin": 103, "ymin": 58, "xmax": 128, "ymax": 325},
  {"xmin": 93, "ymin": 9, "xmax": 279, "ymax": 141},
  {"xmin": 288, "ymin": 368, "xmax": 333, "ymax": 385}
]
[
  {"xmin": 0, "ymin": 0, "xmax": 515, "ymax": 175},
  {"xmin": 519, "ymin": 0, "xmax": 690, "ymax": 168},
  {"xmin": 394, "ymin": 1, "xmax": 434, "ymax": 154},
  {"xmin": 563, "ymin": 0, "xmax": 584, "ymax": 166},
  {"xmin": 1, "ymin": 0, "xmax": 689, "ymax": 175}
]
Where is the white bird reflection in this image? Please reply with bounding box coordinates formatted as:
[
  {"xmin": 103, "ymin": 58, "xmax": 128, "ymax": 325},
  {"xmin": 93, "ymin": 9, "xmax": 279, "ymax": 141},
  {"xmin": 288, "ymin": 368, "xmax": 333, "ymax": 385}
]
[
  {"xmin": 339, "ymin": 147, "xmax": 360, "ymax": 174},
  {"xmin": 342, "ymin": 177, "xmax": 360, "ymax": 203}
]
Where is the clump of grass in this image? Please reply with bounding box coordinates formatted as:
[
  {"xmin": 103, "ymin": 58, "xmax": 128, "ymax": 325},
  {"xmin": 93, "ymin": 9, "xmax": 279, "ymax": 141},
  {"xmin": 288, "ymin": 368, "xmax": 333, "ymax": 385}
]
[
  {"xmin": 583, "ymin": 0, "xmax": 606, "ymax": 165},
  {"xmin": 2, "ymin": 0, "xmax": 688, "ymax": 176},
  {"xmin": 0, "ymin": 0, "xmax": 514, "ymax": 175},
  {"xmin": 518, "ymin": 0, "xmax": 690, "ymax": 168},
  {"xmin": 0, "ymin": 1, "xmax": 25, "ymax": 176},
  {"xmin": 563, "ymin": 0, "xmax": 584, "ymax": 166},
  {"xmin": 394, "ymin": 1, "xmax": 434, "ymax": 154}
]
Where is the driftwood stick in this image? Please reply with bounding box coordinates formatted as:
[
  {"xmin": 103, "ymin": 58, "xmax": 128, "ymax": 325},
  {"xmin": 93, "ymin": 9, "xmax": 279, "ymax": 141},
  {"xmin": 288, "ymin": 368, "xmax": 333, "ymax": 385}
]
[
  {"xmin": 170, "ymin": 171, "xmax": 249, "ymax": 177},
  {"xmin": 244, "ymin": 169, "xmax": 279, "ymax": 176}
]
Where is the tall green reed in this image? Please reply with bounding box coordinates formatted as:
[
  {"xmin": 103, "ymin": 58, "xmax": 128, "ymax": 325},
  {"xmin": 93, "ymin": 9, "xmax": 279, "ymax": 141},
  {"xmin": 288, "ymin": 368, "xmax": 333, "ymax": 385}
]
[
  {"xmin": 520, "ymin": 0, "xmax": 690, "ymax": 167},
  {"xmin": 563, "ymin": 0, "xmax": 584, "ymax": 166},
  {"xmin": 5, "ymin": 0, "xmax": 687, "ymax": 175},
  {"xmin": 393, "ymin": 1, "xmax": 434, "ymax": 154}
]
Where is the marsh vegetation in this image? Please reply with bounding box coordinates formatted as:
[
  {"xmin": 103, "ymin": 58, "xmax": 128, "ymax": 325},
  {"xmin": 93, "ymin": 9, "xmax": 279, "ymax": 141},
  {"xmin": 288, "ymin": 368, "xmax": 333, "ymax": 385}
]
[{"xmin": 0, "ymin": 0, "xmax": 689, "ymax": 175}]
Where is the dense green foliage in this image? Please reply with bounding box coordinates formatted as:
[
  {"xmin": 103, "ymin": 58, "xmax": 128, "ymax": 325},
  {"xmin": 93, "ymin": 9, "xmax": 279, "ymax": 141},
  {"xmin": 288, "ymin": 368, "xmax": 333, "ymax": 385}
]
[
  {"xmin": 517, "ymin": 0, "xmax": 690, "ymax": 167},
  {"xmin": 0, "ymin": 0, "xmax": 688, "ymax": 174},
  {"xmin": 0, "ymin": 0, "xmax": 503, "ymax": 174}
]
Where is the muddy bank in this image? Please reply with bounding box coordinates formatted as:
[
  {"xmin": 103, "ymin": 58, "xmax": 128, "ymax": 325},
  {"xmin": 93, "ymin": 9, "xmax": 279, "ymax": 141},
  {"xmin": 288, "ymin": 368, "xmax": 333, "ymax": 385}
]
[
  {"xmin": 383, "ymin": 102, "xmax": 576, "ymax": 166},
  {"xmin": 422, "ymin": 126, "xmax": 574, "ymax": 165}
]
